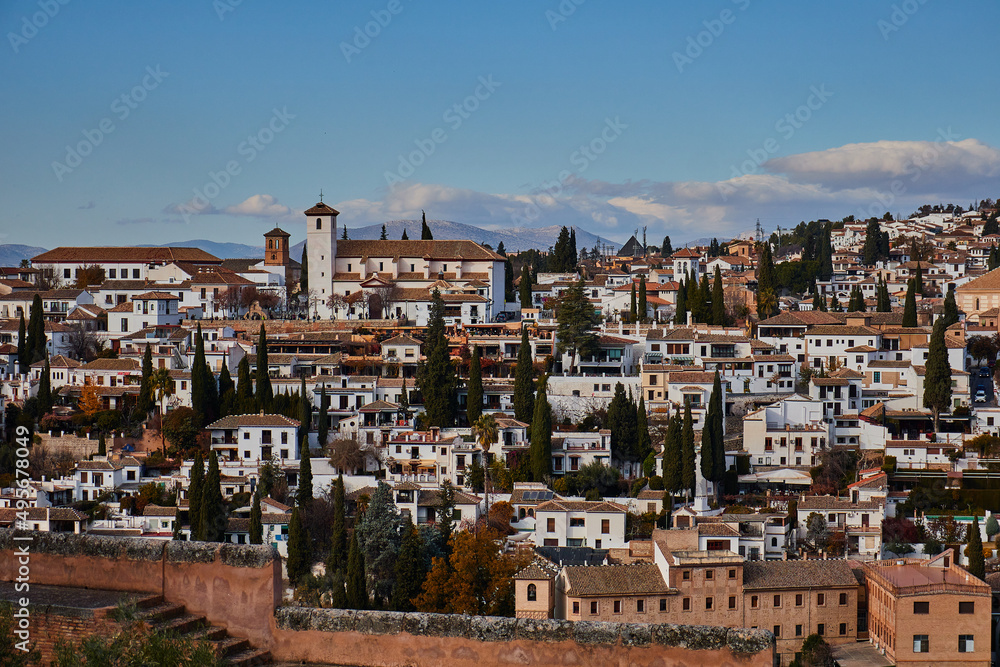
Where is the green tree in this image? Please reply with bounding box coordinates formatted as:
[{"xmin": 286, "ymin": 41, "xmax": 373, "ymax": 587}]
[
  {"xmin": 681, "ymin": 400, "xmax": 696, "ymax": 499},
  {"xmin": 607, "ymin": 382, "xmax": 638, "ymax": 462},
  {"xmin": 285, "ymin": 507, "xmax": 311, "ymax": 585},
  {"xmin": 420, "ymin": 210, "xmax": 432, "ymax": 240},
  {"xmin": 902, "ymin": 279, "xmax": 917, "ymax": 326},
  {"xmin": 512, "ymin": 326, "xmax": 535, "ymax": 422},
  {"xmin": 188, "ymin": 451, "xmax": 204, "ymax": 539},
  {"xmin": 37, "ymin": 354, "xmax": 52, "ymax": 416},
  {"xmin": 923, "ymin": 321, "xmax": 952, "ymax": 432},
  {"xmin": 297, "ymin": 374, "xmax": 310, "ymax": 448},
  {"xmin": 661, "ymin": 235, "xmax": 673, "ymax": 256},
  {"xmin": 15, "ymin": 312, "xmax": 27, "ymax": 375},
  {"xmin": 199, "ymin": 451, "xmax": 226, "ymax": 542},
  {"xmin": 255, "ymin": 324, "xmax": 273, "ymax": 411},
  {"xmin": 529, "ymin": 376, "xmax": 553, "ymax": 482},
  {"xmin": 26, "ymin": 294, "xmax": 45, "ymax": 364},
  {"xmin": 380, "ymin": 224, "xmax": 387, "ymax": 240},
  {"xmin": 984, "ymin": 212, "xmax": 1000, "ymax": 236},
  {"xmin": 296, "ymin": 438, "xmax": 313, "ymax": 509},
  {"xmin": 235, "ymin": 356, "xmax": 255, "ymax": 414},
  {"xmin": 317, "ymin": 385, "xmax": 329, "ymax": 449},
  {"xmin": 519, "ymin": 263, "xmax": 532, "ymax": 308},
  {"xmin": 818, "ymin": 223, "xmax": 833, "ymax": 280},
  {"xmin": 693, "ymin": 275, "xmax": 711, "ymax": 324},
  {"xmin": 704, "ymin": 371, "xmax": 726, "ymax": 492},
  {"xmin": 876, "ymin": 277, "xmax": 891, "ymax": 313},
  {"xmin": 329, "ymin": 568, "xmax": 348, "ymax": 608},
  {"xmin": 629, "ymin": 282, "xmax": 637, "ymax": 322},
  {"xmin": 915, "ymin": 262, "xmax": 924, "ymax": 296},
  {"xmin": 249, "ymin": 491, "xmax": 263, "ymax": 544},
  {"xmin": 756, "ymin": 244, "xmax": 778, "ymax": 319},
  {"xmin": 97, "ymin": 431, "xmax": 106, "ymax": 457},
  {"xmin": 328, "ymin": 474, "xmax": 347, "ymax": 572},
  {"xmin": 555, "ymin": 278, "xmax": 599, "ymax": 373},
  {"xmin": 467, "ymin": 345, "xmax": 483, "ymax": 424},
  {"xmin": 711, "ymin": 265, "xmax": 727, "ymax": 325},
  {"xmin": 391, "ymin": 519, "xmax": 427, "ymax": 611},
  {"xmin": 966, "ymin": 515, "xmax": 985, "ymax": 580},
  {"xmin": 299, "ymin": 242, "xmax": 308, "ymax": 296},
  {"xmin": 638, "ymin": 279, "xmax": 648, "ymax": 322},
  {"xmin": 190, "ymin": 323, "xmax": 208, "ymax": 426},
  {"xmin": 674, "ymin": 277, "xmax": 687, "ymax": 324},
  {"xmin": 828, "ymin": 292, "xmax": 843, "ymax": 312},
  {"xmin": 798, "ymin": 633, "xmax": 834, "ymax": 667},
  {"xmin": 941, "ymin": 285, "xmax": 960, "ymax": 328},
  {"xmin": 437, "ymin": 480, "xmax": 457, "ymax": 552},
  {"xmin": 417, "ymin": 289, "xmax": 458, "ymax": 427},
  {"xmin": 355, "ymin": 481, "xmax": 403, "ymax": 606},
  {"xmin": 346, "ymin": 530, "xmax": 369, "ymax": 609},
  {"xmin": 636, "ymin": 396, "xmax": 651, "ymax": 463}
]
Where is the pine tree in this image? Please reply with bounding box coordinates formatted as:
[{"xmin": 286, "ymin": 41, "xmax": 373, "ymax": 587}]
[
  {"xmin": 391, "ymin": 520, "xmax": 427, "ymax": 611},
  {"xmin": 297, "ymin": 374, "xmax": 310, "ymax": 449},
  {"xmin": 296, "ymin": 438, "xmax": 313, "ymax": 509},
  {"xmin": 249, "ymin": 491, "xmax": 263, "ymax": 544},
  {"xmin": 555, "ymin": 279, "xmax": 599, "ymax": 373},
  {"xmin": 519, "ymin": 263, "xmax": 532, "ymax": 308},
  {"xmin": 16, "ymin": 312, "xmax": 26, "ymax": 375},
  {"xmin": 380, "ymin": 224, "xmax": 387, "ymax": 240},
  {"xmin": 236, "ymin": 356, "xmax": 254, "ymax": 414},
  {"xmin": 420, "ymin": 211, "xmax": 432, "ymax": 240},
  {"xmin": 638, "ymin": 280, "xmax": 647, "ymax": 322},
  {"xmin": 529, "ymin": 376, "xmax": 552, "ymax": 482},
  {"xmin": 967, "ymin": 515, "xmax": 985, "ymax": 580},
  {"xmin": 711, "ymin": 265, "xmax": 726, "ymax": 326},
  {"xmin": 467, "ymin": 345, "xmax": 483, "ymax": 424},
  {"xmin": 681, "ymin": 400, "xmax": 696, "ymax": 499},
  {"xmin": 299, "ymin": 242, "xmax": 308, "ymax": 296},
  {"xmin": 661, "ymin": 235, "xmax": 673, "ymax": 256},
  {"xmin": 199, "ymin": 451, "xmax": 225, "ymax": 542},
  {"xmin": 328, "ymin": 474, "xmax": 347, "ymax": 573},
  {"xmin": 137, "ymin": 344, "xmax": 154, "ymax": 414},
  {"xmin": 191, "ymin": 323, "xmax": 208, "ymax": 425},
  {"xmin": 902, "ymin": 279, "xmax": 918, "ymax": 327},
  {"xmin": 285, "ymin": 507, "xmax": 311, "ymax": 585},
  {"xmin": 941, "ymin": 285, "xmax": 960, "ymax": 328},
  {"xmin": 255, "ymin": 324, "xmax": 273, "ymax": 411},
  {"xmin": 37, "ymin": 354, "xmax": 52, "ymax": 416},
  {"xmin": 401, "ymin": 228, "xmax": 409, "ymax": 241},
  {"xmin": 346, "ymin": 530, "xmax": 368, "ymax": 609},
  {"xmin": 416, "ymin": 289, "xmax": 457, "ymax": 427},
  {"xmin": 923, "ymin": 321, "xmax": 952, "ymax": 432},
  {"xmin": 513, "ymin": 327, "xmax": 535, "ymax": 423},
  {"xmin": 636, "ymin": 396, "xmax": 651, "ymax": 463},
  {"xmin": 188, "ymin": 451, "xmax": 204, "ymax": 540},
  {"xmin": 629, "ymin": 283, "xmax": 637, "ymax": 322},
  {"xmin": 317, "ymin": 385, "xmax": 329, "ymax": 450}
]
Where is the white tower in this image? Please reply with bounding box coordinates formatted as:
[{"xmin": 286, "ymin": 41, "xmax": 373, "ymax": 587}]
[{"xmin": 304, "ymin": 199, "xmax": 339, "ymax": 319}]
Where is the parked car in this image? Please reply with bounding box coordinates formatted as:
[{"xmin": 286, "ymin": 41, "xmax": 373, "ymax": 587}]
[
  {"xmin": 980, "ymin": 367, "xmax": 991, "ymax": 378},
  {"xmin": 975, "ymin": 388, "xmax": 987, "ymax": 403}
]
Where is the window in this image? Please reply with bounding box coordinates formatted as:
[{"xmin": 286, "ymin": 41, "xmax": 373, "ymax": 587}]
[
  {"xmin": 682, "ymin": 598, "xmax": 690, "ymax": 611},
  {"xmin": 705, "ymin": 597, "xmax": 713, "ymax": 610},
  {"xmin": 705, "ymin": 570, "xmax": 714, "ymax": 580},
  {"xmin": 573, "ymin": 601, "xmax": 580, "ymax": 614},
  {"xmin": 527, "ymin": 584, "xmax": 536, "ymax": 601},
  {"xmin": 281, "ymin": 431, "xmax": 288, "ymax": 445},
  {"xmin": 773, "ymin": 626, "xmax": 780, "ymax": 638},
  {"xmin": 570, "ymin": 518, "xmax": 585, "ymax": 527},
  {"xmin": 133, "ymin": 269, "xmax": 140, "ymax": 279},
  {"xmin": 817, "ymin": 624, "xmax": 824, "ymax": 636},
  {"xmin": 913, "ymin": 601, "xmax": 929, "ymax": 614},
  {"xmin": 682, "ymin": 570, "xmax": 690, "ymax": 581},
  {"xmin": 728, "ymin": 596, "xmax": 736, "ymax": 609},
  {"xmin": 913, "ymin": 635, "xmax": 929, "ymax": 653},
  {"xmin": 636, "ymin": 599, "xmax": 644, "ymax": 613},
  {"xmin": 773, "ymin": 595, "xmax": 781, "ymax": 608},
  {"xmin": 959, "ymin": 601, "xmax": 975, "ymax": 614},
  {"xmin": 613, "ymin": 600, "xmax": 621, "ymax": 614},
  {"xmin": 601, "ymin": 519, "xmax": 610, "ymax": 534},
  {"xmin": 795, "ymin": 624, "xmax": 802, "ymax": 637},
  {"xmin": 795, "ymin": 594, "xmax": 803, "ymax": 607},
  {"xmin": 659, "ymin": 598, "xmax": 667, "ymax": 612},
  {"xmin": 316, "ymin": 218, "xmax": 322, "ymax": 229},
  {"xmin": 590, "ymin": 601, "xmax": 598, "ymax": 615},
  {"xmin": 729, "ymin": 569, "xmax": 736, "ymax": 579},
  {"xmin": 817, "ymin": 593, "xmax": 825, "ymax": 606},
  {"xmin": 839, "ymin": 623, "xmax": 847, "ymax": 636},
  {"xmin": 547, "ymin": 518, "xmax": 555, "ymax": 532},
  {"xmin": 958, "ymin": 635, "xmax": 974, "ymax": 653},
  {"xmin": 751, "ymin": 595, "xmax": 758, "ymax": 609},
  {"xmin": 839, "ymin": 593, "xmax": 848, "ymax": 606}
]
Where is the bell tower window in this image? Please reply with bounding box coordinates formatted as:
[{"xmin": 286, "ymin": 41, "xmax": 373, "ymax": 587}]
[{"xmin": 316, "ymin": 218, "xmax": 322, "ymax": 230}]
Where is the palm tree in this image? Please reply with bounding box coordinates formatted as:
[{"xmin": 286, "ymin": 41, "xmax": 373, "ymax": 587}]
[
  {"xmin": 150, "ymin": 367, "xmax": 173, "ymax": 455},
  {"xmin": 474, "ymin": 413, "xmax": 499, "ymax": 526}
]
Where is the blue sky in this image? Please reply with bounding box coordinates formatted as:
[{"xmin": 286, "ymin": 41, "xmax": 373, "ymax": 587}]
[{"xmin": 1, "ymin": 0, "xmax": 998, "ymax": 249}]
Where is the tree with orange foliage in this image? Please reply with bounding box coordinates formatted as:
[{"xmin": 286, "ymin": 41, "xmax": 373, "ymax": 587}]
[{"xmin": 78, "ymin": 383, "xmax": 102, "ymax": 416}]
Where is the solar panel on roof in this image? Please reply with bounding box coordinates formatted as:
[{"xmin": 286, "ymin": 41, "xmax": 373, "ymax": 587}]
[{"xmin": 523, "ymin": 491, "xmax": 537, "ymax": 500}]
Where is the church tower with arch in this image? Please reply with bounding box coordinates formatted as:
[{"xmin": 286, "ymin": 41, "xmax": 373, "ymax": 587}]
[{"xmin": 305, "ymin": 200, "xmax": 339, "ymax": 318}]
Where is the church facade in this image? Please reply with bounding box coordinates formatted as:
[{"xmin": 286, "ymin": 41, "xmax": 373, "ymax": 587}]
[{"xmin": 304, "ymin": 202, "xmax": 507, "ymax": 325}]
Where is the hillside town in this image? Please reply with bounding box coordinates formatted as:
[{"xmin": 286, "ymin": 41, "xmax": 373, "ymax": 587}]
[{"xmin": 7, "ymin": 200, "xmax": 1000, "ymax": 666}]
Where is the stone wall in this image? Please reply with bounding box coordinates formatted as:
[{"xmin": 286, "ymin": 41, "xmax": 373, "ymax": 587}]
[
  {"xmin": 14, "ymin": 597, "xmax": 126, "ymax": 663},
  {"xmin": 36, "ymin": 433, "xmax": 99, "ymax": 460},
  {"xmin": 270, "ymin": 607, "xmax": 776, "ymax": 667},
  {"xmin": 0, "ymin": 530, "xmax": 281, "ymax": 643}
]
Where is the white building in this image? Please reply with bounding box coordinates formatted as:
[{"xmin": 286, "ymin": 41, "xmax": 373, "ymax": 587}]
[
  {"xmin": 206, "ymin": 413, "xmax": 302, "ymax": 464},
  {"xmin": 532, "ymin": 499, "xmax": 627, "ymax": 550}
]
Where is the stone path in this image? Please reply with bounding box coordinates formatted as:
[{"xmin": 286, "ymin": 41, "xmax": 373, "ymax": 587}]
[{"xmin": 0, "ymin": 582, "xmax": 146, "ymax": 610}]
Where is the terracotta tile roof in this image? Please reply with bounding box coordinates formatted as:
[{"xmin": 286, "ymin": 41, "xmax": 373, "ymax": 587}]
[
  {"xmin": 206, "ymin": 414, "xmax": 300, "ymax": 429},
  {"xmin": 797, "ymin": 496, "xmax": 883, "ymax": 511},
  {"xmin": 336, "ymin": 239, "xmax": 503, "ymax": 261},
  {"xmin": 142, "ymin": 504, "xmax": 178, "ymax": 517},
  {"xmin": 514, "ymin": 557, "xmax": 561, "ymax": 581},
  {"xmin": 33, "ymin": 247, "xmax": 221, "ymax": 264},
  {"xmin": 743, "ymin": 559, "xmax": 858, "ymax": 590},
  {"xmin": 697, "ymin": 523, "xmax": 740, "ymax": 537},
  {"xmin": 81, "ymin": 358, "xmax": 141, "ymax": 371},
  {"xmin": 133, "ymin": 291, "xmax": 180, "ymax": 300},
  {"xmin": 535, "ymin": 500, "xmax": 626, "ymax": 513},
  {"xmin": 563, "ymin": 563, "xmax": 669, "ymax": 596},
  {"xmin": 304, "ymin": 202, "xmax": 340, "ymax": 216},
  {"xmin": 0, "ymin": 507, "xmax": 89, "ymax": 523}
]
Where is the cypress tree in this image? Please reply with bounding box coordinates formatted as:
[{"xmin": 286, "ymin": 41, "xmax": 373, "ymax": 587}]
[
  {"xmin": 137, "ymin": 344, "xmax": 154, "ymax": 414},
  {"xmin": 607, "ymin": 382, "xmax": 638, "ymax": 461},
  {"xmin": 330, "ymin": 568, "xmax": 348, "ymax": 608},
  {"xmin": 328, "ymin": 474, "xmax": 347, "ymax": 573},
  {"xmin": 756, "ymin": 244, "xmax": 778, "ymax": 319},
  {"xmin": 317, "ymin": 385, "xmax": 329, "ymax": 450},
  {"xmin": 420, "ymin": 211, "xmax": 433, "ymax": 240},
  {"xmin": 519, "ymin": 263, "xmax": 532, "ymax": 309},
  {"xmin": 923, "ymin": 321, "xmax": 952, "ymax": 432},
  {"xmin": 286, "ymin": 507, "xmax": 311, "ymax": 585},
  {"xmin": 26, "ymin": 294, "xmax": 45, "ymax": 364},
  {"xmin": 342, "ymin": 226, "xmax": 348, "ymax": 240},
  {"xmin": 188, "ymin": 451, "xmax": 204, "ymax": 540},
  {"xmin": 299, "ymin": 242, "xmax": 308, "ymax": 296},
  {"xmin": 967, "ymin": 515, "xmax": 985, "ymax": 580},
  {"xmin": 199, "ymin": 451, "xmax": 225, "ymax": 542},
  {"xmin": 708, "ymin": 371, "xmax": 726, "ymax": 483},
  {"xmin": 663, "ymin": 413, "xmax": 682, "ymax": 494},
  {"xmin": 236, "ymin": 356, "xmax": 254, "ymax": 414},
  {"xmin": 416, "ymin": 289, "xmax": 457, "ymax": 427},
  {"xmin": 941, "ymin": 285, "xmax": 959, "ymax": 328},
  {"xmin": 249, "ymin": 491, "xmax": 263, "ymax": 544},
  {"xmin": 629, "ymin": 283, "xmax": 637, "ymax": 322},
  {"xmin": 529, "ymin": 376, "xmax": 552, "ymax": 482},
  {"xmin": 711, "ymin": 265, "xmax": 726, "ymax": 326},
  {"xmin": 569, "ymin": 228, "xmax": 578, "ymax": 269},
  {"xmin": 638, "ymin": 279, "xmax": 647, "ymax": 322},
  {"xmin": 829, "ymin": 293, "xmax": 843, "ymax": 312},
  {"xmin": 346, "ymin": 530, "xmax": 368, "ymax": 609},
  {"xmin": 695, "ymin": 275, "xmax": 712, "ymax": 323},
  {"xmin": 902, "ymin": 279, "xmax": 917, "ymax": 327},
  {"xmin": 681, "ymin": 400, "xmax": 696, "ymax": 499},
  {"xmin": 636, "ymin": 396, "xmax": 651, "ymax": 463},
  {"xmin": 16, "ymin": 312, "xmax": 26, "ymax": 375},
  {"xmin": 218, "ymin": 359, "xmax": 234, "ymax": 418},
  {"xmin": 818, "ymin": 224, "xmax": 833, "ymax": 280},
  {"xmin": 674, "ymin": 278, "xmax": 687, "ymax": 324},
  {"xmin": 391, "ymin": 520, "xmax": 426, "ymax": 611},
  {"xmin": 380, "ymin": 224, "xmax": 387, "ymax": 240},
  {"xmin": 98, "ymin": 431, "xmax": 107, "ymax": 457},
  {"xmin": 191, "ymin": 324, "xmax": 208, "ymax": 425},
  {"xmin": 467, "ymin": 345, "xmax": 483, "ymax": 424},
  {"xmin": 37, "ymin": 354, "xmax": 52, "ymax": 416},
  {"xmin": 401, "ymin": 228, "xmax": 409, "ymax": 241},
  {"xmin": 512, "ymin": 327, "xmax": 535, "ymax": 422},
  {"xmin": 661, "ymin": 236, "xmax": 673, "ymax": 256},
  {"xmin": 812, "ymin": 283, "xmax": 824, "ymax": 311},
  {"xmin": 296, "ymin": 437, "xmax": 313, "ymax": 509},
  {"xmin": 256, "ymin": 324, "xmax": 273, "ymax": 411},
  {"xmin": 297, "ymin": 374, "xmax": 310, "ymax": 449},
  {"xmin": 203, "ymin": 359, "xmax": 218, "ymax": 426},
  {"xmin": 915, "ymin": 262, "xmax": 924, "ymax": 296}
]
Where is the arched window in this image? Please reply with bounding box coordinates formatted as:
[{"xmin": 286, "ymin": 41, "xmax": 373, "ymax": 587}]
[
  {"xmin": 771, "ymin": 537, "xmax": 778, "ymax": 547},
  {"xmin": 267, "ymin": 239, "xmax": 273, "ymax": 249},
  {"xmin": 316, "ymin": 218, "xmax": 322, "ymax": 230},
  {"xmin": 527, "ymin": 584, "xmax": 537, "ymax": 601},
  {"xmin": 519, "ymin": 508, "xmax": 526, "ymax": 520},
  {"xmin": 271, "ymin": 254, "xmax": 277, "ymax": 261}
]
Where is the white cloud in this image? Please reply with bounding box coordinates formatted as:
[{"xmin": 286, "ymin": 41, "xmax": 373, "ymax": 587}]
[{"xmin": 223, "ymin": 194, "xmax": 292, "ymax": 218}]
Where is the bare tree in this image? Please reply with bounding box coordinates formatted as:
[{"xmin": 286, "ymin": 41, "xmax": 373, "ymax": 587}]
[
  {"xmin": 326, "ymin": 292, "xmax": 347, "ymax": 317},
  {"xmin": 328, "ymin": 436, "xmax": 366, "ymax": 475},
  {"xmin": 34, "ymin": 264, "xmax": 61, "ymax": 290},
  {"xmin": 369, "ymin": 281, "xmax": 402, "ymax": 319},
  {"xmin": 74, "ymin": 264, "xmax": 106, "ymax": 289},
  {"xmin": 241, "ymin": 286, "xmax": 280, "ymax": 312},
  {"xmin": 220, "ymin": 286, "xmax": 244, "ymax": 318},
  {"xmin": 65, "ymin": 321, "xmax": 100, "ymax": 361}
]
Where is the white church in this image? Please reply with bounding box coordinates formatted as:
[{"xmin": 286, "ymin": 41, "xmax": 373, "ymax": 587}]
[{"xmin": 304, "ymin": 201, "xmax": 508, "ymax": 325}]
